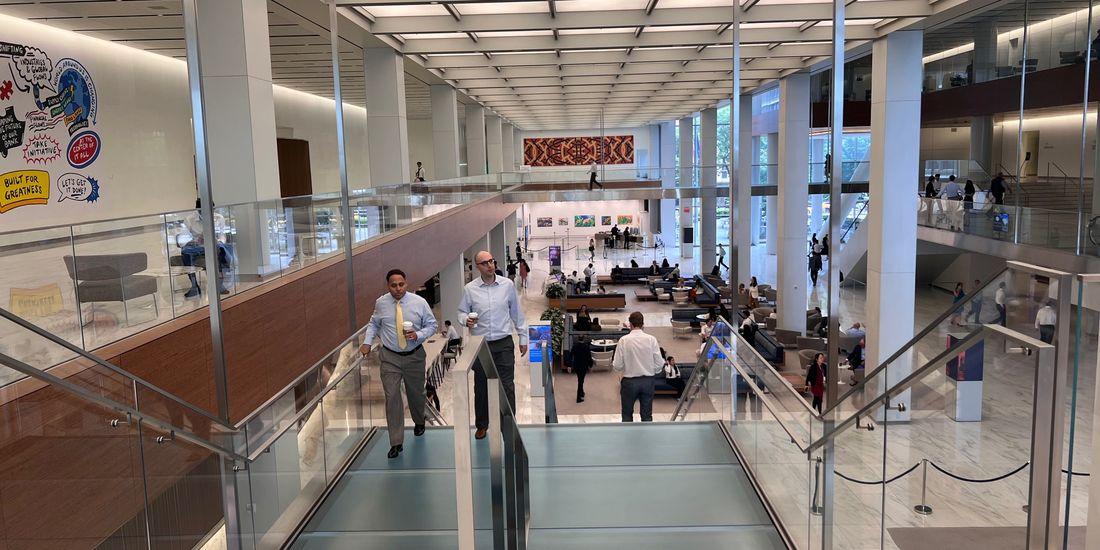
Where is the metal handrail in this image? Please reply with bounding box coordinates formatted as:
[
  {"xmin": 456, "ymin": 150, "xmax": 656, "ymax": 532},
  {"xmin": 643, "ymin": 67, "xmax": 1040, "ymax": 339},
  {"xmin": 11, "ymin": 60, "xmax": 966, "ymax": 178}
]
[
  {"xmin": 0, "ymin": 307, "xmax": 234, "ymax": 430},
  {"xmin": 839, "ymin": 199, "xmax": 869, "ymax": 244},
  {"xmin": 997, "ymin": 162, "xmax": 1030, "ymax": 206},
  {"xmin": 0, "ymin": 349, "xmax": 247, "ymax": 462},
  {"xmin": 542, "ymin": 350, "xmax": 558, "ymax": 423},
  {"xmin": 1047, "ymin": 161, "xmax": 1072, "ymax": 196}
]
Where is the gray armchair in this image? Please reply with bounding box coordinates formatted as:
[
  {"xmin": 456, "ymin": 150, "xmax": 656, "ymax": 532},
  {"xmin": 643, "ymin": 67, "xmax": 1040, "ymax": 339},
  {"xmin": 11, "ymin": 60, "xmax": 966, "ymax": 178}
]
[{"xmin": 64, "ymin": 253, "xmax": 159, "ymax": 326}]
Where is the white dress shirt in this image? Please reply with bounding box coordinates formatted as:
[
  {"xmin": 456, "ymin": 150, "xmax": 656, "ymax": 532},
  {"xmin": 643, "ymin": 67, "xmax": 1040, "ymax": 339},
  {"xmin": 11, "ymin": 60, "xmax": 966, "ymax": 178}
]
[
  {"xmin": 995, "ymin": 287, "xmax": 1006, "ymax": 306},
  {"xmin": 458, "ymin": 274, "xmax": 529, "ymax": 345},
  {"xmin": 612, "ymin": 328, "xmax": 664, "ymax": 378},
  {"xmin": 1035, "ymin": 305, "xmax": 1057, "ymax": 327}
]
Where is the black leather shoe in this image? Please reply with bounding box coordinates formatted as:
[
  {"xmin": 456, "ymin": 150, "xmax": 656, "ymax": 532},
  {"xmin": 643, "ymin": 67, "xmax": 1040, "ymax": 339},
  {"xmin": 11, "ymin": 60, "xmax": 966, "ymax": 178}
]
[
  {"xmin": 414, "ymin": 424, "xmax": 425, "ymax": 436},
  {"xmin": 475, "ymin": 428, "xmax": 487, "ymax": 440},
  {"xmin": 387, "ymin": 445, "xmax": 402, "ymax": 459},
  {"xmin": 576, "ymin": 398, "xmax": 584, "ymax": 403}
]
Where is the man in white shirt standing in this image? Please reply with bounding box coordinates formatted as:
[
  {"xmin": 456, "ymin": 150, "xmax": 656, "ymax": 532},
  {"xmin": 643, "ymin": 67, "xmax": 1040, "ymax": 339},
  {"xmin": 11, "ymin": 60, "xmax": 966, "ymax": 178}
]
[
  {"xmin": 612, "ymin": 312, "xmax": 665, "ymax": 422},
  {"xmin": 459, "ymin": 250, "xmax": 528, "ymax": 439},
  {"xmin": 588, "ymin": 161, "xmax": 604, "ymax": 191},
  {"xmin": 583, "ymin": 263, "xmax": 595, "ymax": 292},
  {"xmin": 1035, "ymin": 300, "xmax": 1057, "ymax": 343},
  {"xmin": 717, "ymin": 243, "xmax": 728, "ymax": 271},
  {"xmin": 994, "ymin": 282, "xmax": 1007, "ymax": 326},
  {"xmin": 415, "ymin": 161, "xmax": 426, "ymax": 182}
]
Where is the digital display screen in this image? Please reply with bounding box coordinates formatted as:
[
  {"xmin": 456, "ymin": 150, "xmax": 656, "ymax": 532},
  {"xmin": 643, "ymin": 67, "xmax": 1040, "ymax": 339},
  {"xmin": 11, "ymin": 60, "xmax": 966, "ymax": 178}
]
[{"xmin": 548, "ymin": 245, "xmax": 561, "ymax": 267}]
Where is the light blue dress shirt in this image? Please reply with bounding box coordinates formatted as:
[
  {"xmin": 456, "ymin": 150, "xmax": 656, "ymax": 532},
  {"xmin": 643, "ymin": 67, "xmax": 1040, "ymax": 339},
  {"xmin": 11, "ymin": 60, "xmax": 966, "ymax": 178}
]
[
  {"xmin": 458, "ymin": 275, "xmax": 528, "ymax": 345},
  {"xmin": 364, "ymin": 292, "xmax": 438, "ymax": 352}
]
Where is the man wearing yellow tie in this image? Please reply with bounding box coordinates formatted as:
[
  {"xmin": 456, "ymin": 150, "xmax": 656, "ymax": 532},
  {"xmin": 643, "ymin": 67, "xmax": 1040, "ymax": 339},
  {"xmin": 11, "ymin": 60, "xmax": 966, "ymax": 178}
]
[{"xmin": 361, "ymin": 269, "xmax": 438, "ymax": 459}]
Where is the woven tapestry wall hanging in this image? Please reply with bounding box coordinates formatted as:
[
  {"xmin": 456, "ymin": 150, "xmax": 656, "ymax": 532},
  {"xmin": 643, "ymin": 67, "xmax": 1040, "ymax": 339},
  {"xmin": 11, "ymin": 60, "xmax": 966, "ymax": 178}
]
[{"xmin": 523, "ymin": 135, "xmax": 634, "ymax": 166}]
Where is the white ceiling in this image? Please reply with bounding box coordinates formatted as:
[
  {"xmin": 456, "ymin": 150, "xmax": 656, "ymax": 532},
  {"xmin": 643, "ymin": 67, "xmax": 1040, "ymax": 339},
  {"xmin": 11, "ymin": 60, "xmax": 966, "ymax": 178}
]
[
  {"xmin": 339, "ymin": 0, "xmax": 969, "ymax": 129},
  {"xmin": 0, "ymin": 0, "xmax": 442, "ymax": 118},
  {"xmin": 0, "ymin": 0, "xmax": 977, "ymax": 130}
]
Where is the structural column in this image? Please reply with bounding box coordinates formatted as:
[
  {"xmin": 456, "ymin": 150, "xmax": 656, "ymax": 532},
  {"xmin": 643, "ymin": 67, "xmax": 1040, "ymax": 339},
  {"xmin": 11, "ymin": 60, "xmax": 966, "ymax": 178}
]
[
  {"xmin": 486, "ymin": 114, "xmax": 503, "ymax": 173},
  {"xmin": 366, "ymin": 47, "xmax": 410, "ymax": 186},
  {"xmin": 503, "ymin": 210, "xmax": 518, "ymax": 263},
  {"xmin": 969, "ymin": 21, "xmax": 996, "ymax": 174},
  {"xmin": 465, "ymin": 104, "xmax": 487, "ymax": 176},
  {"xmin": 700, "ymin": 107, "xmax": 718, "ymax": 272},
  {"xmin": 514, "ymin": 130, "xmax": 524, "ymax": 169},
  {"xmin": 430, "ymin": 84, "xmax": 461, "ymax": 180},
  {"xmin": 736, "ymin": 95, "xmax": 754, "ymax": 284},
  {"xmin": 867, "ymin": 30, "xmax": 923, "ymax": 421},
  {"xmin": 776, "ymin": 73, "xmax": 810, "ymax": 331},
  {"xmin": 765, "ymin": 131, "xmax": 779, "ymax": 255},
  {"xmin": 660, "ymin": 121, "xmax": 678, "ymax": 242},
  {"xmin": 195, "ymin": 0, "xmax": 280, "ymax": 283},
  {"xmin": 489, "ymin": 221, "xmax": 506, "ymax": 274},
  {"xmin": 501, "ymin": 123, "xmax": 515, "ymax": 174},
  {"xmin": 648, "ymin": 123, "xmax": 662, "ymax": 233},
  {"xmin": 439, "ymin": 252, "xmax": 465, "ymax": 330},
  {"xmin": 679, "ymin": 115, "xmax": 695, "ymax": 259}
]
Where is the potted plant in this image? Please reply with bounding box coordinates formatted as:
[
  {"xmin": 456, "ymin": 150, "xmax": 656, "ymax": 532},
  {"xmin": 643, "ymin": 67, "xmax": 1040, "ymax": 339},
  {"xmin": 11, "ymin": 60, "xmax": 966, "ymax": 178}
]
[
  {"xmin": 544, "ymin": 282, "xmax": 565, "ymax": 306},
  {"xmin": 540, "ymin": 307, "xmax": 565, "ymax": 368}
]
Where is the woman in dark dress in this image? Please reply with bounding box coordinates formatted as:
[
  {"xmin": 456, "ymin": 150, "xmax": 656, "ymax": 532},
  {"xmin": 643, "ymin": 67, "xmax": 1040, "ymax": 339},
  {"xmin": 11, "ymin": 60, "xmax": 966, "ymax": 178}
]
[
  {"xmin": 574, "ymin": 304, "xmax": 593, "ymax": 331},
  {"xmin": 806, "ymin": 352, "xmax": 827, "ymax": 413},
  {"xmin": 572, "ymin": 336, "xmax": 593, "ymax": 403}
]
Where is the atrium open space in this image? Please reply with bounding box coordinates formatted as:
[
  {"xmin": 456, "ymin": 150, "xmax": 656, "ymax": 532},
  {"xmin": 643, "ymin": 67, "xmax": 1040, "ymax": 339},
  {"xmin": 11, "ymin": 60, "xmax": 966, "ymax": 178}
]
[{"xmin": 3, "ymin": 0, "xmax": 1100, "ymax": 549}]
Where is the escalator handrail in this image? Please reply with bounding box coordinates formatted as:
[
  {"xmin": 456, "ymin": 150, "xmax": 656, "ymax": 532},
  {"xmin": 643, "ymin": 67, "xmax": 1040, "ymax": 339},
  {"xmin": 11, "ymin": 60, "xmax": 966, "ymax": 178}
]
[
  {"xmin": 542, "ymin": 350, "xmax": 558, "ymax": 423},
  {"xmin": 821, "ymin": 266, "xmax": 1010, "ymax": 415},
  {"xmin": 0, "ymin": 307, "xmax": 234, "ymax": 430}
]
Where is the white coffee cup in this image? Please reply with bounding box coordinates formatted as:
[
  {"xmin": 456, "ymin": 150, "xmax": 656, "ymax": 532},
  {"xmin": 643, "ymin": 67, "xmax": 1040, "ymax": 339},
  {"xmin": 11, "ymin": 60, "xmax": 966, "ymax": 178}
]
[
  {"xmin": 403, "ymin": 321, "xmax": 414, "ymax": 333},
  {"xmin": 468, "ymin": 312, "xmax": 479, "ymax": 327}
]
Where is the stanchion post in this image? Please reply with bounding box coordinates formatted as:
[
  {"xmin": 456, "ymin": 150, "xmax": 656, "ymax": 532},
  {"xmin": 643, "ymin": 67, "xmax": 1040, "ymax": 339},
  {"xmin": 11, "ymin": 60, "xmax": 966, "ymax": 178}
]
[{"xmin": 914, "ymin": 458, "xmax": 933, "ymax": 515}]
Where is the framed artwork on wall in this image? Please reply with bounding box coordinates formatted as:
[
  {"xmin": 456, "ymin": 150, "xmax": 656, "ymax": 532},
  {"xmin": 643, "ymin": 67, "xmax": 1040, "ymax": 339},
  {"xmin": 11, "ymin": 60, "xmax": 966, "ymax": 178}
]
[
  {"xmin": 558, "ymin": 217, "xmax": 568, "ymax": 226},
  {"xmin": 617, "ymin": 215, "xmax": 633, "ymax": 225},
  {"xmin": 574, "ymin": 215, "xmax": 595, "ymax": 227},
  {"xmin": 600, "ymin": 216, "xmax": 612, "ymax": 226},
  {"xmin": 536, "ymin": 217, "xmax": 553, "ymax": 228}
]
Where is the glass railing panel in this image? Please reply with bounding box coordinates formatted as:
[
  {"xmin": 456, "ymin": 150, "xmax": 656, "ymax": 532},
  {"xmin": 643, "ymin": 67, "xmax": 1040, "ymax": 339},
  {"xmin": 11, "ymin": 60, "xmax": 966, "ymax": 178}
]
[
  {"xmin": 238, "ymin": 366, "xmax": 325, "ymax": 456},
  {"xmin": 139, "ymin": 417, "xmax": 228, "ymax": 549},
  {"xmin": 918, "ymin": 197, "xmax": 1088, "ymax": 253},
  {"xmin": 70, "ymin": 215, "xmax": 174, "ymax": 350},
  {"xmin": 135, "ymin": 380, "xmax": 229, "ymax": 445},
  {"xmin": 239, "ymin": 399, "xmax": 329, "ymax": 547},
  {"xmin": 0, "ymin": 313, "xmax": 135, "ymax": 403},
  {"xmin": 309, "ymin": 195, "xmax": 347, "ymax": 262},
  {"xmin": 878, "ymin": 326, "xmax": 1033, "ymax": 549},
  {"xmin": 831, "ymin": 268, "xmax": 1015, "ymax": 423},
  {"xmin": 829, "ymin": 410, "xmax": 887, "ymax": 549},
  {"xmin": 0, "ymin": 226, "xmax": 86, "ymax": 353},
  {"xmin": 0, "ymin": 375, "xmax": 150, "ymax": 548},
  {"xmin": 718, "ymin": 346, "xmax": 816, "ymax": 549},
  {"xmin": 221, "ymin": 200, "xmax": 282, "ymax": 297},
  {"xmin": 281, "ymin": 195, "xmax": 318, "ymax": 270},
  {"xmin": 712, "ymin": 320, "xmax": 816, "ymax": 448},
  {"xmin": 319, "ymin": 338, "xmax": 370, "ymax": 481},
  {"xmin": 163, "ymin": 209, "xmax": 212, "ymax": 316}
]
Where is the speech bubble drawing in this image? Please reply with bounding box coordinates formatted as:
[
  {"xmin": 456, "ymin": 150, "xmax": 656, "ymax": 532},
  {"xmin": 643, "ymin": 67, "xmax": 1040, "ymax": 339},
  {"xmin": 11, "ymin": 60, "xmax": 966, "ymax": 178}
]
[
  {"xmin": 12, "ymin": 46, "xmax": 53, "ymax": 92},
  {"xmin": 56, "ymin": 172, "xmax": 100, "ymax": 203},
  {"xmin": 22, "ymin": 134, "xmax": 60, "ymax": 165}
]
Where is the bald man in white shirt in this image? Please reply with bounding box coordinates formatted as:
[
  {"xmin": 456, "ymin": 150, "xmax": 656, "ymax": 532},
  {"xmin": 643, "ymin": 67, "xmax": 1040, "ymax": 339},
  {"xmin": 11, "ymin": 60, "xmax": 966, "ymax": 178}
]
[{"xmin": 612, "ymin": 311, "xmax": 665, "ymax": 422}]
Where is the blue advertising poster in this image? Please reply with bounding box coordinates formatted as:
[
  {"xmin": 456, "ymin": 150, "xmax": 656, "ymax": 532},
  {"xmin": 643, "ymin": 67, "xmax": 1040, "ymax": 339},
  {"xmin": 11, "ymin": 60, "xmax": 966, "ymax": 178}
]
[
  {"xmin": 528, "ymin": 324, "xmax": 553, "ymax": 363},
  {"xmin": 548, "ymin": 245, "xmax": 561, "ymax": 268}
]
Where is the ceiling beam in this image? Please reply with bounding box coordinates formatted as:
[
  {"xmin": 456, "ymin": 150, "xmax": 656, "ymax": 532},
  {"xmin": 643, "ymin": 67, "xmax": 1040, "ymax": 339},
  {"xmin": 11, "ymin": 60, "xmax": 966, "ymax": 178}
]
[
  {"xmin": 401, "ymin": 27, "xmax": 875, "ymax": 54},
  {"xmin": 364, "ymin": 2, "xmax": 929, "ymax": 34},
  {"xmin": 422, "ymin": 48, "xmax": 819, "ymax": 69}
]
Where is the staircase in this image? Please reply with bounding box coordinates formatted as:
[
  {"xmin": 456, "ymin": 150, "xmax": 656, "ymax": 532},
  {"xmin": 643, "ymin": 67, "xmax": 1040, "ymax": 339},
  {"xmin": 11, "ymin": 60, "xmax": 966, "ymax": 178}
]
[{"xmin": 293, "ymin": 423, "xmax": 786, "ymax": 549}]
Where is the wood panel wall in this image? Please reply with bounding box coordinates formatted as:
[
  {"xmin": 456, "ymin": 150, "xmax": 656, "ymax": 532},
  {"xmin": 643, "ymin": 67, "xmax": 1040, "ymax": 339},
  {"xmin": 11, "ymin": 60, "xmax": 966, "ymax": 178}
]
[{"xmin": 0, "ymin": 195, "xmax": 518, "ymax": 549}]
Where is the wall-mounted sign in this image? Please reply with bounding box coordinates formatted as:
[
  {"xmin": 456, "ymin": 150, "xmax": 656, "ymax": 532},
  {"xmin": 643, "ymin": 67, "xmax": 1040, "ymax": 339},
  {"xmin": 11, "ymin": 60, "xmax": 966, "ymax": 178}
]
[
  {"xmin": 1, "ymin": 40, "xmax": 102, "ymax": 215},
  {"xmin": 9, "ymin": 283, "xmax": 63, "ymax": 318},
  {"xmin": 1, "ymin": 169, "xmax": 48, "ymax": 212}
]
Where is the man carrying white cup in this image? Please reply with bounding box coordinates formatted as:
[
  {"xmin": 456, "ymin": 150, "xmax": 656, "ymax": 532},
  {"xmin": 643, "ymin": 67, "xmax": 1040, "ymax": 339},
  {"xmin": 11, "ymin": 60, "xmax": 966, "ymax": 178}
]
[
  {"xmin": 361, "ymin": 268, "xmax": 438, "ymax": 459},
  {"xmin": 458, "ymin": 250, "xmax": 528, "ymax": 440}
]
